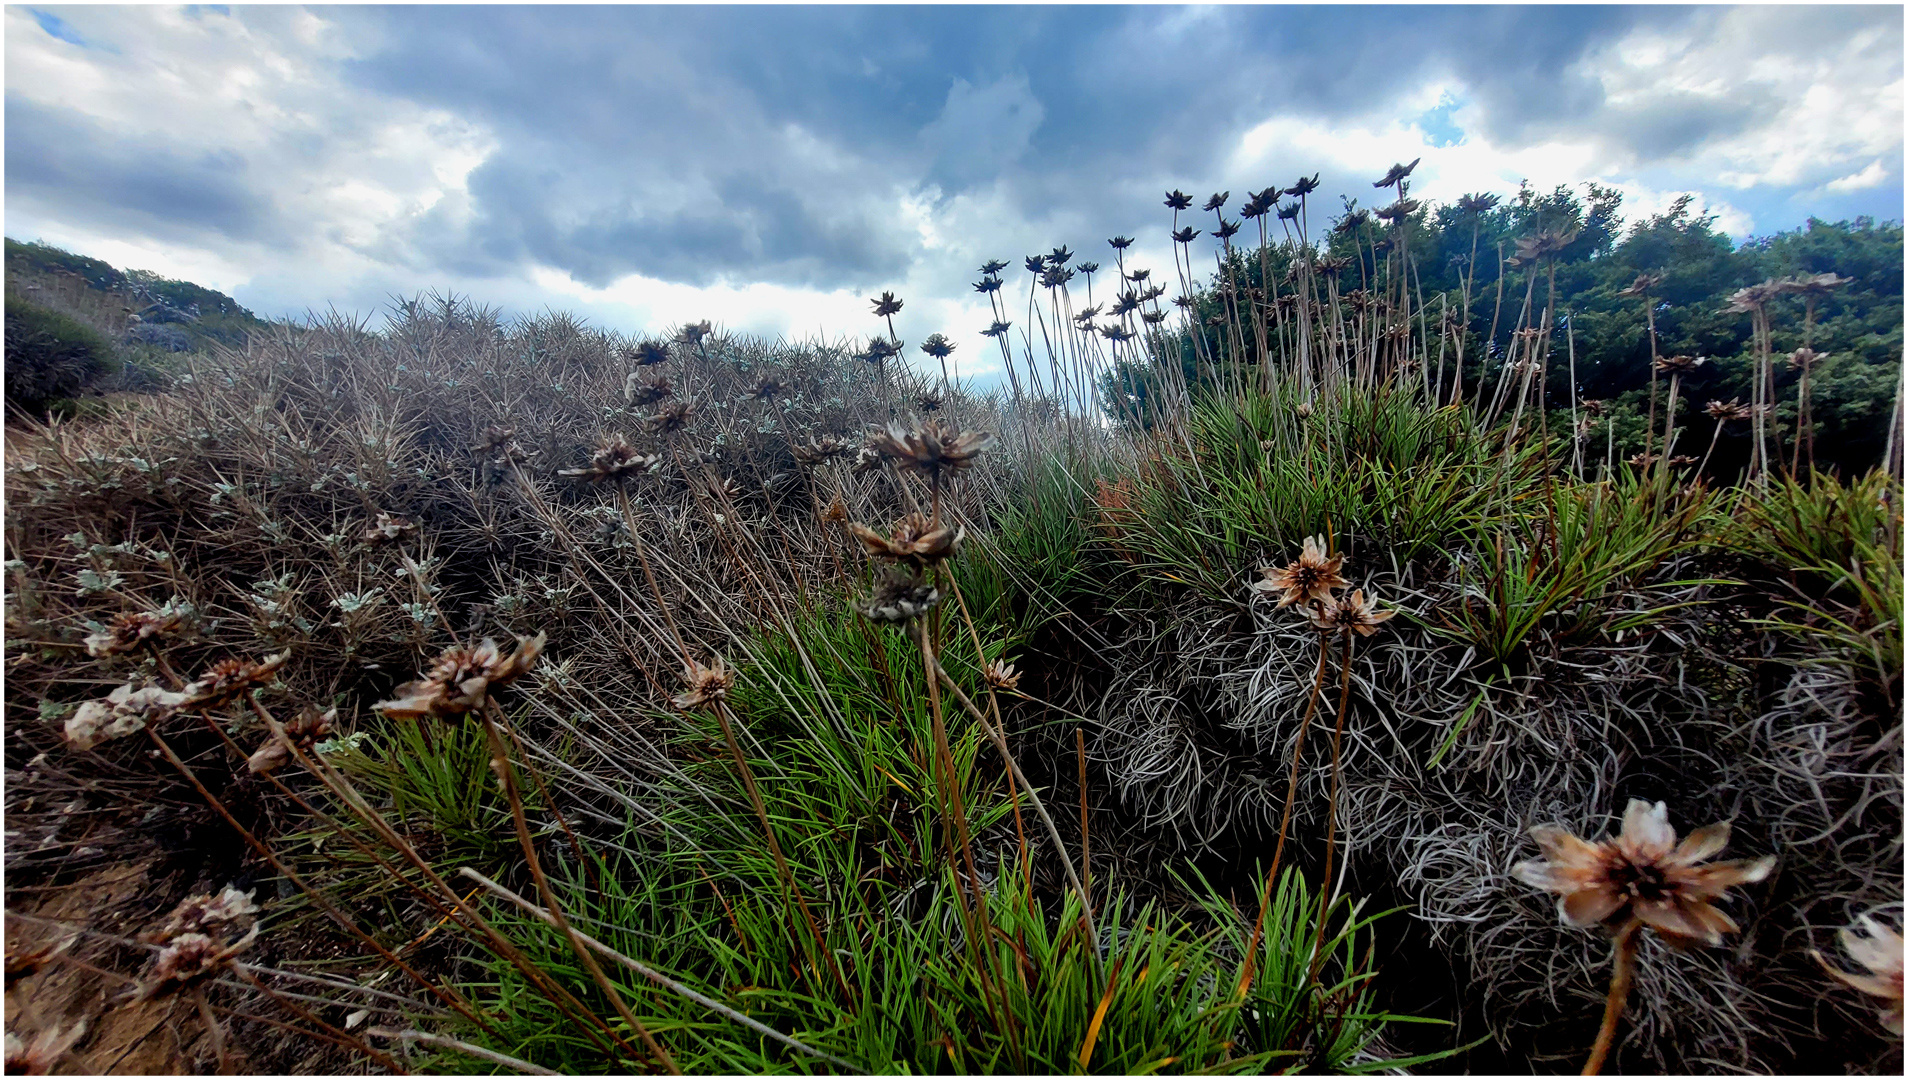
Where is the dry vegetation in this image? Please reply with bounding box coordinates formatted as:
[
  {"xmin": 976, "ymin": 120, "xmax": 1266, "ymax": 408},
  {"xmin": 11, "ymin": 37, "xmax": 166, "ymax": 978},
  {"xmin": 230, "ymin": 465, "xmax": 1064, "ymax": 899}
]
[{"xmin": 4, "ymin": 167, "xmax": 1903, "ymax": 1075}]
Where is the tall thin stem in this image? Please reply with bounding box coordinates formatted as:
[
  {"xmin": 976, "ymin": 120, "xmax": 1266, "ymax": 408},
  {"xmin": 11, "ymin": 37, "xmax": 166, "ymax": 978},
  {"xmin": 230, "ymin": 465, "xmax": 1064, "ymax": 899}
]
[{"xmin": 1582, "ymin": 921, "xmax": 1642, "ymax": 1076}]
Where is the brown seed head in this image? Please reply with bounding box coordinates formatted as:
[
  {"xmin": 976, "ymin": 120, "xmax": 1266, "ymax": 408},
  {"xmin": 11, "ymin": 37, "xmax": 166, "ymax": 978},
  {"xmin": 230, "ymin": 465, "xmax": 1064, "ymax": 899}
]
[
  {"xmin": 625, "ymin": 371, "xmax": 675, "ymax": 406},
  {"xmin": 982, "ymin": 658, "xmax": 1021, "ymax": 693},
  {"xmin": 1815, "ymin": 914, "xmax": 1904, "ymax": 1035},
  {"xmin": 139, "ymin": 887, "xmax": 258, "ymax": 946},
  {"xmin": 1250, "ymin": 535, "xmax": 1347, "ymax": 608},
  {"xmin": 1616, "ymin": 273, "xmax": 1663, "ymax": 299},
  {"xmin": 649, "ymin": 400, "xmax": 695, "ymax": 436},
  {"xmin": 559, "ymin": 437, "xmax": 660, "ymax": 483},
  {"xmin": 866, "ymin": 416, "xmax": 993, "ymax": 482},
  {"xmin": 870, "ymin": 292, "xmax": 904, "ymax": 318},
  {"xmin": 1308, "ymin": 588, "xmax": 1395, "ymax": 637},
  {"xmin": 359, "ymin": 512, "xmax": 416, "ymax": 546},
  {"xmin": 857, "ymin": 569, "xmax": 941, "ymax": 624},
  {"xmin": 1512, "ymin": 799, "xmax": 1775, "ymax": 946},
  {"xmin": 673, "ymin": 657, "xmax": 734, "ymax": 710},
  {"xmin": 793, "ymin": 436, "xmax": 850, "ymax": 467},
  {"xmin": 1654, "ymin": 353, "xmax": 1708, "ymax": 374},
  {"xmin": 374, "ymin": 634, "xmax": 545, "ymax": 721},
  {"xmin": 849, "ymin": 512, "xmax": 962, "ymax": 569},
  {"xmin": 183, "ymin": 653, "xmax": 291, "ymax": 709},
  {"xmin": 64, "ymin": 683, "xmax": 188, "ymax": 751},
  {"xmin": 84, "ymin": 609, "xmax": 184, "ymax": 658},
  {"xmin": 247, "ymin": 704, "xmax": 336, "ymax": 774}
]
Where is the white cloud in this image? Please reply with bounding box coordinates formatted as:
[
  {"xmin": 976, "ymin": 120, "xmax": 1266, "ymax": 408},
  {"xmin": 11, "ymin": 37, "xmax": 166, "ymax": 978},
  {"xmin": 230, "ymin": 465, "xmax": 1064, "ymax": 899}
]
[{"xmin": 1824, "ymin": 160, "xmax": 1891, "ymax": 194}]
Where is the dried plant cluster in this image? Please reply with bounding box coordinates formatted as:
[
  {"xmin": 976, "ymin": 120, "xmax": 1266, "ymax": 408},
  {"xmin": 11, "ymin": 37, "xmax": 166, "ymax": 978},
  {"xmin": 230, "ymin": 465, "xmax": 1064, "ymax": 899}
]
[{"xmin": 4, "ymin": 168, "xmax": 1901, "ymax": 1076}]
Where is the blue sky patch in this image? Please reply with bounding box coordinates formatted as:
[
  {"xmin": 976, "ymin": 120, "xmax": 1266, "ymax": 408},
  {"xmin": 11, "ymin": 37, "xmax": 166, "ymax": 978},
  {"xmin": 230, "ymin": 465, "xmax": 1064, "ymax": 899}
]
[
  {"xmin": 1417, "ymin": 94, "xmax": 1466, "ymax": 149},
  {"xmin": 28, "ymin": 8, "xmax": 87, "ymax": 47}
]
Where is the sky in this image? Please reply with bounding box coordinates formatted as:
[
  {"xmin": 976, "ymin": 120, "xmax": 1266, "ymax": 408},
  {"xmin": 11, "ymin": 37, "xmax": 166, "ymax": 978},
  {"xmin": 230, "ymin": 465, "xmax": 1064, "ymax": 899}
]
[{"xmin": 5, "ymin": 4, "xmax": 1903, "ymax": 385}]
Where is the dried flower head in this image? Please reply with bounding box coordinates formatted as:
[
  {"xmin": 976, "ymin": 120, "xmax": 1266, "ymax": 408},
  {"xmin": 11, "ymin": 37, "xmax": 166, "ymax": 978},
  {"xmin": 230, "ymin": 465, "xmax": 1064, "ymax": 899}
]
[
  {"xmin": 982, "ymin": 658, "xmax": 1021, "ymax": 692},
  {"xmin": 866, "ymin": 416, "xmax": 993, "ymax": 482},
  {"xmin": 64, "ymin": 683, "xmax": 187, "ymax": 751},
  {"xmin": 629, "ymin": 340, "xmax": 672, "ymax": 366},
  {"xmin": 1815, "ymin": 914, "xmax": 1904, "ymax": 1035},
  {"xmin": 649, "ymin": 400, "xmax": 695, "ymax": 436},
  {"xmin": 182, "ymin": 652, "xmax": 291, "ymax": 709},
  {"xmin": 1164, "ymin": 189, "xmax": 1193, "ymax": 211},
  {"xmin": 84, "ymin": 609, "xmax": 184, "ymax": 658},
  {"xmin": 979, "ymin": 259, "xmax": 1009, "ymax": 276},
  {"xmin": 1077, "ymin": 261, "xmax": 1100, "ymax": 275},
  {"xmin": 857, "ymin": 568, "xmax": 941, "ymax": 624},
  {"xmin": 3, "ymin": 1021, "xmax": 87, "ymax": 1075},
  {"xmin": 359, "ymin": 512, "xmax": 417, "ymax": 546},
  {"xmin": 849, "ymin": 512, "xmax": 962, "ymax": 569},
  {"xmin": 134, "ymin": 927, "xmax": 257, "ymax": 1001},
  {"xmin": 750, "ymin": 375, "xmax": 787, "ymax": 402},
  {"xmin": 1373, "ymin": 158, "xmax": 1421, "ymax": 188},
  {"xmin": 675, "ymin": 320, "xmax": 714, "ymax": 346},
  {"xmin": 1512, "ymin": 799, "xmax": 1776, "ymax": 946},
  {"xmin": 1287, "ymin": 173, "xmax": 1322, "ymax": 198},
  {"xmin": 1704, "ymin": 399, "xmax": 1762, "ymax": 423},
  {"xmin": 1723, "ymin": 281, "xmax": 1787, "ymax": 313},
  {"xmin": 1276, "ymin": 202, "xmax": 1302, "ymax": 222},
  {"xmin": 792, "ymin": 436, "xmax": 850, "ymax": 467},
  {"xmin": 1627, "ymin": 451, "xmax": 1660, "ymax": 469},
  {"xmin": 247, "ymin": 704, "xmax": 336, "ymax": 774},
  {"xmin": 857, "ymin": 337, "xmax": 901, "ymax": 366},
  {"xmin": 1580, "ymin": 398, "xmax": 1608, "ymax": 417},
  {"xmin": 673, "ymin": 657, "xmax": 733, "ymax": 710},
  {"xmin": 1514, "ymin": 226, "xmax": 1581, "ymax": 264},
  {"xmin": 1617, "ymin": 273, "xmax": 1664, "ymax": 299},
  {"xmin": 1787, "ymin": 346, "xmax": 1826, "ymax": 371},
  {"xmin": 916, "ymin": 391, "xmax": 945, "ymax": 413},
  {"xmin": 981, "ymin": 320, "xmax": 1013, "ymax": 339},
  {"xmin": 1308, "ymin": 588, "xmax": 1395, "ymax": 637},
  {"xmin": 625, "ymin": 371, "xmax": 674, "ymax": 406},
  {"xmin": 1171, "ymin": 226, "xmax": 1201, "ymax": 244},
  {"xmin": 1375, "ymin": 198, "xmax": 1420, "ymax": 224},
  {"xmin": 1787, "ymin": 271, "xmax": 1853, "ymax": 298},
  {"xmin": 1457, "ymin": 192, "xmax": 1501, "ymax": 215},
  {"xmin": 139, "ymin": 886, "xmax": 258, "ymax": 945},
  {"xmin": 973, "ymin": 276, "xmax": 1003, "ymax": 294},
  {"xmin": 374, "ymin": 633, "xmax": 546, "ymax": 721},
  {"xmin": 560, "ymin": 437, "xmax": 660, "ymax": 483},
  {"xmin": 820, "ymin": 496, "xmax": 849, "ymax": 524},
  {"xmin": 1251, "ymin": 535, "xmax": 1348, "ymax": 608},
  {"xmin": 1653, "ymin": 353, "xmax": 1708, "ymax": 374},
  {"xmin": 870, "ymin": 291, "xmax": 904, "ymax": 318},
  {"xmin": 1107, "ymin": 236, "xmax": 1134, "ymax": 251},
  {"xmin": 919, "ymin": 333, "xmax": 956, "ymax": 360}
]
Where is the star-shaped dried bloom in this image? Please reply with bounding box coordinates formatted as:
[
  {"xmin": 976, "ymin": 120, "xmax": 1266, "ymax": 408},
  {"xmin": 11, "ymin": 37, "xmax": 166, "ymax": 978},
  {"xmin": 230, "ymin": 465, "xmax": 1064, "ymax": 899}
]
[
  {"xmin": 857, "ymin": 569, "xmax": 941, "ymax": 624},
  {"xmin": 1616, "ymin": 273, "xmax": 1663, "ymax": 299},
  {"xmin": 978, "ymin": 259, "xmax": 1009, "ymax": 276},
  {"xmin": 1276, "ymin": 202, "xmax": 1302, "ymax": 221},
  {"xmin": 675, "ymin": 320, "xmax": 714, "ymax": 345},
  {"xmin": 84, "ymin": 609, "xmax": 185, "ymax": 658},
  {"xmin": 919, "ymin": 333, "xmax": 956, "ymax": 359},
  {"xmin": 849, "ymin": 512, "xmax": 962, "ymax": 570},
  {"xmin": 3, "ymin": 1021, "xmax": 87, "ymax": 1076},
  {"xmin": 182, "ymin": 653, "xmax": 291, "ymax": 709},
  {"xmin": 1457, "ymin": 192, "xmax": 1501, "ymax": 215},
  {"xmin": 1815, "ymin": 914, "xmax": 1904, "ymax": 1035},
  {"xmin": 1580, "ymin": 398, "xmax": 1608, "ymax": 417},
  {"xmin": 374, "ymin": 634, "xmax": 546, "ymax": 721},
  {"xmin": 973, "ymin": 277, "xmax": 1003, "ymax": 295},
  {"xmin": 560, "ymin": 437, "xmax": 659, "ymax": 483},
  {"xmin": 916, "ymin": 392, "xmax": 945, "ymax": 413},
  {"xmin": 1107, "ymin": 236, "xmax": 1134, "ymax": 251},
  {"xmin": 1787, "ymin": 271, "xmax": 1853, "ymax": 298},
  {"xmin": 1308, "ymin": 588, "xmax": 1395, "ymax": 637},
  {"xmin": 1287, "ymin": 173, "xmax": 1321, "ymax": 198},
  {"xmin": 982, "ymin": 659, "xmax": 1021, "ymax": 693},
  {"xmin": 65, "ymin": 683, "xmax": 188, "ymax": 751},
  {"xmin": 1164, "ymin": 189, "xmax": 1193, "ymax": 211},
  {"xmin": 1511, "ymin": 799, "xmax": 1776, "ymax": 946},
  {"xmin": 981, "ymin": 320, "xmax": 1013, "ymax": 339},
  {"xmin": 1171, "ymin": 226, "xmax": 1201, "ymax": 244},
  {"xmin": 1787, "ymin": 347, "xmax": 1826, "ymax": 371},
  {"xmin": 247, "ymin": 704, "xmax": 336, "ymax": 774},
  {"xmin": 133, "ymin": 927, "xmax": 258, "ymax": 1002},
  {"xmin": 750, "ymin": 375, "xmax": 787, "ymax": 402},
  {"xmin": 1250, "ymin": 535, "xmax": 1348, "ymax": 608},
  {"xmin": 792, "ymin": 436, "xmax": 850, "ymax": 467},
  {"xmin": 1077, "ymin": 261, "xmax": 1100, "ymax": 275},
  {"xmin": 1203, "ymin": 191, "xmax": 1229, "ymax": 212},
  {"xmin": 1704, "ymin": 399, "xmax": 1763, "ymax": 423},
  {"xmin": 625, "ymin": 371, "xmax": 674, "ymax": 406},
  {"xmin": 1375, "ymin": 198, "xmax": 1420, "ymax": 223},
  {"xmin": 649, "ymin": 400, "xmax": 695, "ymax": 436},
  {"xmin": 139, "ymin": 887, "xmax": 258, "ymax": 945},
  {"xmin": 628, "ymin": 340, "xmax": 672, "ymax": 366},
  {"xmin": 870, "ymin": 291, "xmax": 904, "ymax": 318},
  {"xmin": 1373, "ymin": 158, "xmax": 1420, "ymax": 188},
  {"xmin": 866, "ymin": 417, "xmax": 993, "ymax": 482},
  {"xmin": 1722, "ymin": 281, "xmax": 1786, "ymax": 313},
  {"xmin": 359, "ymin": 512, "xmax": 416, "ymax": 546},
  {"xmin": 1654, "ymin": 353, "xmax": 1708, "ymax": 374},
  {"xmin": 673, "ymin": 657, "xmax": 733, "ymax": 710}
]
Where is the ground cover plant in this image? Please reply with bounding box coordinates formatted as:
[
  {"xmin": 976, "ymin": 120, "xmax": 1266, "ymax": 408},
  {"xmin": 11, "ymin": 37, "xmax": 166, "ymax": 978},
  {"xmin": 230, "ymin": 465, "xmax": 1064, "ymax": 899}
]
[{"xmin": 4, "ymin": 171, "xmax": 1901, "ymax": 1076}]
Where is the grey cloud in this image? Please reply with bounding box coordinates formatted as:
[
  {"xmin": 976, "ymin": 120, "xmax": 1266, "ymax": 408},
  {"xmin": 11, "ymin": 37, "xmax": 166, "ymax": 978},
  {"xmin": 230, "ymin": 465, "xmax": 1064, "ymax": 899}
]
[{"xmin": 4, "ymin": 94, "xmax": 275, "ymax": 244}]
